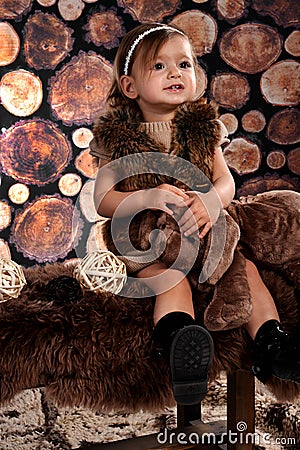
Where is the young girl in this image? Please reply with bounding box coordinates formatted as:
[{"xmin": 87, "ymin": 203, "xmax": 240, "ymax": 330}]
[{"xmin": 90, "ymin": 23, "xmax": 300, "ymax": 405}]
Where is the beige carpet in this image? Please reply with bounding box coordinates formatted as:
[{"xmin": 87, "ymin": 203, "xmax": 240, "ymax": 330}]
[{"xmin": 0, "ymin": 375, "xmax": 299, "ymax": 449}]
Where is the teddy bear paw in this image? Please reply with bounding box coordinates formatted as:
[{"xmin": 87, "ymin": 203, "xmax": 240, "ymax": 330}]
[{"xmin": 204, "ymin": 298, "xmax": 252, "ymax": 332}]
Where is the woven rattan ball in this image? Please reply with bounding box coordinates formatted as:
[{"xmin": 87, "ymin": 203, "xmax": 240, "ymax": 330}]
[
  {"xmin": 73, "ymin": 250, "xmax": 127, "ymax": 295},
  {"xmin": 0, "ymin": 258, "xmax": 27, "ymax": 303}
]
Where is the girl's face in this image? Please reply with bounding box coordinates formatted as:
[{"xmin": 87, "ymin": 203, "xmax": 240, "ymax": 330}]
[{"xmin": 121, "ymin": 35, "xmax": 197, "ymax": 122}]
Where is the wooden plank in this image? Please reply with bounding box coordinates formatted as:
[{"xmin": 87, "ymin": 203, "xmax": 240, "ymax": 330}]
[
  {"xmin": 77, "ymin": 421, "xmax": 226, "ymax": 449},
  {"xmin": 227, "ymin": 370, "xmax": 255, "ymax": 450},
  {"xmin": 177, "ymin": 403, "xmax": 202, "ymax": 428}
]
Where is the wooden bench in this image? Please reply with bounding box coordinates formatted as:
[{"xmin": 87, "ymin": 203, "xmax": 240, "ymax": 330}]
[{"xmin": 79, "ymin": 370, "xmax": 255, "ymax": 450}]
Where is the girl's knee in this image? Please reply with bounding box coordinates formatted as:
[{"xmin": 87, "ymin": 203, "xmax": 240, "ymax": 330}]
[
  {"xmin": 245, "ymin": 259, "xmax": 259, "ymax": 279},
  {"xmin": 136, "ymin": 262, "xmax": 167, "ymax": 278}
]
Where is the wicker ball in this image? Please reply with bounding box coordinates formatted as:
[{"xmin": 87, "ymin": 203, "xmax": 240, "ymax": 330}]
[
  {"xmin": 0, "ymin": 258, "xmax": 26, "ymax": 303},
  {"xmin": 73, "ymin": 250, "xmax": 127, "ymax": 295}
]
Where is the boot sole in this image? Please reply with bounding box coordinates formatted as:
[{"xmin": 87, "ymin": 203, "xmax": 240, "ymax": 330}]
[{"xmin": 170, "ymin": 325, "xmax": 214, "ymax": 405}]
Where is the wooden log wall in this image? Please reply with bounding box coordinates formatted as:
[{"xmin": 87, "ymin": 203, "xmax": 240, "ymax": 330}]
[{"xmin": 0, "ymin": 0, "xmax": 299, "ymax": 267}]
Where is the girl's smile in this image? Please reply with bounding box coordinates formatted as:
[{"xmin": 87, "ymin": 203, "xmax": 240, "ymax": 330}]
[{"xmin": 163, "ymin": 82, "xmax": 184, "ymax": 92}]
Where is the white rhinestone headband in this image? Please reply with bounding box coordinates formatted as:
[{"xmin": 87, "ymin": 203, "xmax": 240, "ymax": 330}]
[{"xmin": 123, "ymin": 25, "xmax": 185, "ymax": 75}]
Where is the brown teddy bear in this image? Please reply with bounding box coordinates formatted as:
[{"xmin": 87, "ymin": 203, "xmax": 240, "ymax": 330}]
[{"xmin": 141, "ymin": 190, "xmax": 299, "ymax": 332}]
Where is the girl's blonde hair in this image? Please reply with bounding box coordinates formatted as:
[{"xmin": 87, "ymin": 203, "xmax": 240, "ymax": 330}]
[{"xmin": 106, "ymin": 23, "xmax": 197, "ymax": 111}]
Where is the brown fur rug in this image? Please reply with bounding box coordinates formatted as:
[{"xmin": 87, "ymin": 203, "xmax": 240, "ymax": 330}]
[{"xmin": 0, "ymin": 262, "xmax": 299, "ymax": 414}]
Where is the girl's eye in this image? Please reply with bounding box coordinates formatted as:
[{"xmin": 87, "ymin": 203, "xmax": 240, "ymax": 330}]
[
  {"xmin": 179, "ymin": 61, "xmax": 192, "ymax": 69},
  {"xmin": 153, "ymin": 62, "xmax": 164, "ymax": 70}
]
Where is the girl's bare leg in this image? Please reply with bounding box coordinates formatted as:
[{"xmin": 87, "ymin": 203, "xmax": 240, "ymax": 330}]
[
  {"xmin": 245, "ymin": 259, "xmax": 279, "ymax": 339},
  {"xmin": 137, "ymin": 262, "xmax": 214, "ymax": 405},
  {"xmin": 136, "ymin": 262, "xmax": 194, "ymax": 324}
]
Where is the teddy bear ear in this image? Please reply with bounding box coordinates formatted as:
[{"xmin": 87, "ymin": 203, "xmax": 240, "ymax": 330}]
[{"xmin": 199, "ymin": 211, "xmax": 240, "ymax": 285}]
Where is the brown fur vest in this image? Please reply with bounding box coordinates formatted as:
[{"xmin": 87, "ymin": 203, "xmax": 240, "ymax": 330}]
[
  {"xmin": 93, "ymin": 100, "xmax": 222, "ymax": 260},
  {"xmin": 93, "ymin": 99, "xmax": 222, "ymax": 191}
]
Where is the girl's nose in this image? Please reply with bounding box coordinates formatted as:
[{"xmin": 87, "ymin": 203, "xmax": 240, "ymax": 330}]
[{"xmin": 168, "ymin": 66, "xmax": 182, "ymax": 78}]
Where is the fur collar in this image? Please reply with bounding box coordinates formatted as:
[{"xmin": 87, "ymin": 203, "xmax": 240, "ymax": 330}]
[{"xmin": 93, "ymin": 99, "xmax": 221, "ymax": 192}]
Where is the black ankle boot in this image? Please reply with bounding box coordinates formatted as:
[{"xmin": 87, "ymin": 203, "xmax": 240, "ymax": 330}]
[
  {"xmin": 153, "ymin": 312, "xmax": 214, "ymax": 405},
  {"xmin": 252, "ymin": 320, "xmax": 300, "ymax": 384},
  {"xmin": 153, "ymin": 312, "xmax": 195, "ymax": 357}
]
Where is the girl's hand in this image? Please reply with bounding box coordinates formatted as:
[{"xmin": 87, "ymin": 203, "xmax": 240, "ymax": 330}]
[
  {"xmin": 178, "ymin": 192, "xmax": 220, "ymax": 238},
  {"xmin": 144, "ymin": 183, "xmax": 189, "ymax": 215}
]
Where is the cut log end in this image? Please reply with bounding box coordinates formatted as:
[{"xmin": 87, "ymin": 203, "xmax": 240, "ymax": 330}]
[
  {"xmin": 0, "ymin": 0, "xmax": 33, "ymax": 20},
  {"xmin": 241, "ymin": 110, "xmax": 266, "ymax": 133},
  {"xmin": 49, "ymin": 52, "xmax": 113, "ymax": 126},
  {"xmin": 287, "ymin": 148, "xmax": 300, "ymax": 175},
  {"xmin": 58, "ymin": 0, "xmax": 85, "ymax": 21},
  {"xmin": 237, "ymin": 174, "xmax": 299, "ymax": 197},
  {"xmin": 58, "ymin": 173, "xmax": 82, "ymax": 197},
  {"xmin": 170, "ymin": 10, "xmax": 217, "ymax": 56},
  {"xmin": 24, "ymin": 12, "xmax": 74, "ymax": 70},
  {"xmin": 8, "ymin": 183, "xmax": 30, "ymax": 204},
  {"xmin": 72, "ymin": 127, "xmax": 93, "ymax": 148},
  {"xmin": 86, "ymin": 11, "xmax": 124, "ymax": 50},
  {"xmin": 252, "ymin": 0, "xmax": 300, "ymax": 28},
  {"xmin": 0, "ymin": 239, "xmax": 11, "ymax": 259},
  {"xmin": 266, "ymin": 150, "xmax": 286, "ymax": 170},
  {"xmin": 260, "ymin": 60, "xmax": 300, "ymax": 106},
  {"xmin": 0, "ymin": 22, "xmax": 20, "ymax": 66},
  {"xmin": 11, "ymin": 196, "xmax": 83, "ymax": 263},
  {"xmin": 219, "ymin": 23, "xmax": 282, "ymax": 74},
  {"xmin": 36, "ymin": 0, "xmax": 57, "ymax": 6},
  {"xmin": 75, "ymin": 149, "xmax": 98, "ymax": 179},
  {"xmin": 0, "ymin": 119, "xmax": 72, "ymax": 185},
  {"xmin": 219, "ymin": 113, "xmax": 238, "ymax": 134},
  {"xmin": 79, "ymin": 180, "xmax": 99, "ymax": 222},
  {"xmin": 267, "ymin": 108, "xmax": 300, "ymax": 145},
  {"xmin": 117, "ymin": 0, "xmax": 180, "ymax": 22},
  {"xmin": 224, "ymin": 138, "xmax": 262, "ymax": 175},
  {"xmin": 211, "ymin": 73, "xmax": 250, "ymax": 109},
  {"xmin": 0, "ymin": 200, "xmax": 11, "ymax": 232},
  {"xmin": 216, "ymin": 0, "xmax": 248, "ymax": 24},
  {"xmin": 86, "ymin": 221, "xmax": 108, "ymax": 254},
  {"xmin": 0, "ymin": 69, "xmax": 43, "ymax": 117},
  {"xmin": 284, "ymin": 31, "xmax": 300, "ymax": 57}
]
